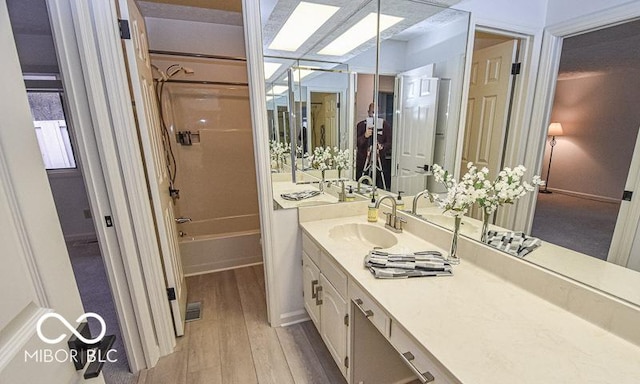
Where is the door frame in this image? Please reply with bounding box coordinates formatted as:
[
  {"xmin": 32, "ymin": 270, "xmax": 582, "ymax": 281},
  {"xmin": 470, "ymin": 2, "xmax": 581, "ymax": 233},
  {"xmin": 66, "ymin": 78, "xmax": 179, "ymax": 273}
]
[
  {"xmin": 46, "ymin": 0, "xmax": 178, "ymax": 367},
  {"xmin": 521, "ymin": 2, "xmax": 640, "ymax": 266},
  {"xmin": 456, "ymin": 18, "xmax": 540, "ymax": 231}
]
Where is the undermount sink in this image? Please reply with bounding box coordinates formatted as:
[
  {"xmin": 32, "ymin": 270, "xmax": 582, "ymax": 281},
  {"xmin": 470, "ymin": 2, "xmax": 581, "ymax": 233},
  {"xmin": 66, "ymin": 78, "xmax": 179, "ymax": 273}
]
[{"xmin": 328, "ymin": 223, "xmax": 398, "ymax": 249}]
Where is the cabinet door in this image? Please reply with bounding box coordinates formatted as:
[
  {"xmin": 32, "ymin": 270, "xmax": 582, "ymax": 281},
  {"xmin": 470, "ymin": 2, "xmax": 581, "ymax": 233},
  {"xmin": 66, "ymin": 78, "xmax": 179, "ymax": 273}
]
[
  {"xmin": 302, "ymin": 253, "xmax": 321, "ymax": 326},
  {"xmin": 319, "ymin": 274, "xmax": 348, "ymax": 377}
]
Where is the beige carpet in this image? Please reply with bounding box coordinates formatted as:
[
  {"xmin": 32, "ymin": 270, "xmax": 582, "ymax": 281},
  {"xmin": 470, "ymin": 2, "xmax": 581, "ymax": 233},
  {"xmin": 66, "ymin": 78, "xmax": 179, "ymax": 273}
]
[
  {"xmin": 531, "ymin": 192, "xmax": 620, "ymax": 260},
  {"xmin": 67, "ymin": 240, "xmax": 136, "ymax": 384}
]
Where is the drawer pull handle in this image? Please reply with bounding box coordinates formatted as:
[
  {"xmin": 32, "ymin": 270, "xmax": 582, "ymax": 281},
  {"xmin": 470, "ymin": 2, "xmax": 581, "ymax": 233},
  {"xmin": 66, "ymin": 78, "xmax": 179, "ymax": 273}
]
[
  {"xmin": 315, "ymin": 286, "xmax": 323, "ymax": 305},
  {"xmin": 311, "ymin": 279, "xmax": 319, "ymax": 299},
  {"xmin": 353, "ymin": 298, "xmax": 374, "ymax": 318},
  {"xmin": 400, "ymin": 352, "xmax": 435, "ymax": 383}
]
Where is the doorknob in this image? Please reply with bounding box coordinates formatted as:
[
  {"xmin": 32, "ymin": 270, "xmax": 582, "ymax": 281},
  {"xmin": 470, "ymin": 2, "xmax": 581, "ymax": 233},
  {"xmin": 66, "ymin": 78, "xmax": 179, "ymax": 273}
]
[{"xmin": 416, "ymin": 164, "xmax": 430, "ymax": 172}]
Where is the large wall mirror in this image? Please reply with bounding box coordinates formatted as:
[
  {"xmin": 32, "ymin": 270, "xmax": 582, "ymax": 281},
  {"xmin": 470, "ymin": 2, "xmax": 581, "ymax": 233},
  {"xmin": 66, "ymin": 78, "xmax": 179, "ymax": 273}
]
[{"xmin": 262, "ymin": 0, "xmax": 471, "ymax": 208}]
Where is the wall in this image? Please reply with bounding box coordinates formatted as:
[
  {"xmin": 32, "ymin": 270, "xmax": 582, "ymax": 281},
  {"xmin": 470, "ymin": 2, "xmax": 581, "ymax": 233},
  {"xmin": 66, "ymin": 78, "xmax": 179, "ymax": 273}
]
[
  {"xmin": 48, "ymin": 172, "xmax": 96, "ymax": 241},
  {"xmin": 453, "ymin": 0, "xmax": 547, "ymax": 29},
  {"xmin": 543, "ymin": 71, "xmax": 640, "ymax": 200},
  {"xmin": 546, "ymin": 0, "xmax": 637, "ymax": 25},
  {"xmin": 145, "ymin": 17, "xmax": 245, "ymax": 57}
]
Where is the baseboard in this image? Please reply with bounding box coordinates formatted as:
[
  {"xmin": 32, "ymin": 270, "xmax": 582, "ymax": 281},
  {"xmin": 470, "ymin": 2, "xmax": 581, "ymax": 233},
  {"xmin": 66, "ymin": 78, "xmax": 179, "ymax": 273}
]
[
  {"xmin": 279, "ymin": 309, "xmax": 310, "ymax": 327},
  {"xmin": 183, "ymin": 256, "xmax": 263, "ymax": 276},
  {"xmin": 544, "ymin": 188, "xmax": 620, "ymax": 204},
  {"xmin": 64, "ymin": 233, "xmax": 98, "ymax": 243}
]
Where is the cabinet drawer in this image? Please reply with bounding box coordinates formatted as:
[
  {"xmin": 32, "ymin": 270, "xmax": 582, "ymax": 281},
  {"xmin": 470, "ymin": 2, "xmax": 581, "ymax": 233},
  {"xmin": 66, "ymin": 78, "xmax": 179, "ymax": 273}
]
[
  {"xmin": 349, "ymin": 281, "xmax": 390, "ymax": 337},
  {"xmin": 302, "ymin": 233, "xmax": 321, "ymax": 265},
  {"xmin": 389, "ymin": 322, "xmax": 454, "ymax": 384},
  {"xmin": 320, "ymin": 252, "xmax": 347, "ymax": 298}
]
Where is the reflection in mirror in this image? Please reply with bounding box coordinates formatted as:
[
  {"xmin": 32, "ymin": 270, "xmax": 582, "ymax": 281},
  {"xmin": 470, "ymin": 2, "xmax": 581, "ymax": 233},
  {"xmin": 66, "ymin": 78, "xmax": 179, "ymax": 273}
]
[{"xmin": 262, "ymin": 0, "xmax": 471, "ymax": 208}]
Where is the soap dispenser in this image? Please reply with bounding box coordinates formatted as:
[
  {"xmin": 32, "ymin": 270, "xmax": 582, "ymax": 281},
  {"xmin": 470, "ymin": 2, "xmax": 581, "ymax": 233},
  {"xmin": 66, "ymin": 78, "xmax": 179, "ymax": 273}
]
[
  {"xmin": 396, "ymin": 191, "xmax": 405, "ymax": 211},
  {"xmin": 367, "ymin": 196, "xmax": 378, "ymax": 222},
  {"xmin": 345, "ymin": 186, "xmax": 356, "ymax": 202}
]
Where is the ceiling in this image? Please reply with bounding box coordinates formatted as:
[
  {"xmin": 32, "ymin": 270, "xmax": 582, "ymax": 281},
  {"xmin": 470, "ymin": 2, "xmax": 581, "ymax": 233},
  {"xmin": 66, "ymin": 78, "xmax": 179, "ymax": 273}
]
[{"xmin": 138, "ymin": 1, "xmax": 243, "ymax": 25}]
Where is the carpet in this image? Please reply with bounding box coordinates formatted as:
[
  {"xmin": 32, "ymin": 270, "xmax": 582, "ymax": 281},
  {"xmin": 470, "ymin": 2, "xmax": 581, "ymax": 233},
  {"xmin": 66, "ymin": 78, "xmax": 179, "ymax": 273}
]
[
  {"xmin": 531, "ymin": 192, "xmax": 620, "ymax": 260},
  {"xmin": 67, "ymin": 240, "xmax": 137, "ymax": 384}
]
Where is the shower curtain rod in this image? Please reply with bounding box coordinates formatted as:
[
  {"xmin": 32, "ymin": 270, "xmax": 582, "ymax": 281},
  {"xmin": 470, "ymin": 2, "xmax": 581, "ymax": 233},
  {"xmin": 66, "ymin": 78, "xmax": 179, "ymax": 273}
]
[
  {"xmin": 149, "ymin": 50, "xmax": 247, "ymax": 62},
  {"xmin": 162, "ymin": 79, "xmax": 249, "ymax": 86}
]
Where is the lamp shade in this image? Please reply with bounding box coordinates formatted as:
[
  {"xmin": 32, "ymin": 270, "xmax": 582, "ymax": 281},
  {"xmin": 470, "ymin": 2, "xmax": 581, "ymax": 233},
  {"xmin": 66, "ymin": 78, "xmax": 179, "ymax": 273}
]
[{"xmin": 548, "ymin": 122, "xmax": 564, "ymax": 136}]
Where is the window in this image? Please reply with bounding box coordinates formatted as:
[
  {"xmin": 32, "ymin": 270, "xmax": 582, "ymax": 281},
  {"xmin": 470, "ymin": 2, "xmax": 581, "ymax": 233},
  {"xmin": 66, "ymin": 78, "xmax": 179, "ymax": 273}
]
[{"xmin": 27, "ymin": 91, "xmax": 77, "ymax": 170}]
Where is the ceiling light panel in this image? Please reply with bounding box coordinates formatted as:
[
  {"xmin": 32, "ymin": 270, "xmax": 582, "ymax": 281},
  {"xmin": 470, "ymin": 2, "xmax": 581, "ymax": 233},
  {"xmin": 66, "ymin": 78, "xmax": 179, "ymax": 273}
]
[
  {"xmin": 318, "ymin": 12, "xmax": 403, "ymax": 56},
  {"xmin": 264, "ymin": 62, "xmax": 282, "ymax": 79},
  {"xmin": 268, "ymin": 2, "xmax": 340, "ymax": 52}
]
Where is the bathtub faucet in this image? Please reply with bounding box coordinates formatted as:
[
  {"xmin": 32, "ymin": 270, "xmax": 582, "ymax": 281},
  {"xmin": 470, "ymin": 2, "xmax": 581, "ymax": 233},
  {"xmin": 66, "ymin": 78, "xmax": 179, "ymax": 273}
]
[{"xmin": 175, "ymin": 217, "xmax": 192, "ymax": 224}]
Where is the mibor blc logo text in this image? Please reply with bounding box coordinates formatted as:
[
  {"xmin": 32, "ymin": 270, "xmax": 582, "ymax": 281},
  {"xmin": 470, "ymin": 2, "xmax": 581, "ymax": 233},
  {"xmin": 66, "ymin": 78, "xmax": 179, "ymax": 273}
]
[{"xmin": 24, "ymin": 312, "xmax": 117, "ymax": 364}]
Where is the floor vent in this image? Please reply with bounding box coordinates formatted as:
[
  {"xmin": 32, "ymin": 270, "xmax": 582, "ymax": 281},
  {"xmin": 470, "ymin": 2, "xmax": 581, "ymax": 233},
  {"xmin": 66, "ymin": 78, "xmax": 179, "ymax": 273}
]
[{"xmin": 185, "ymin": 302, "xmax": 202, "ymax": 322}]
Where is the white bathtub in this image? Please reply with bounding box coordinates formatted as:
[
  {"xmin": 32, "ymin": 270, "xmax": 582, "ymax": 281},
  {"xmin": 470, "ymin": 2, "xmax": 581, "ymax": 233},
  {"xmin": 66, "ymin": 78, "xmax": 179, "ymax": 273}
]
[{"xmin": 177, "ymin": 215, "xmax": 262, "ymax": 276}]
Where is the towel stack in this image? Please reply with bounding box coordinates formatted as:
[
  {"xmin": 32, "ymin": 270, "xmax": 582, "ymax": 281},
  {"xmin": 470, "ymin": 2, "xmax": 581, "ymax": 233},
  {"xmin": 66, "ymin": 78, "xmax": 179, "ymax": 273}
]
[
  {"xmin": 280, "ymin": 190, "xmax": 321, "ymax": 201},
  {"xmin": 484, "ymin": 230, "xmax": 542, "ymax": 258},
  {"xmin": 364, "ymin": 250, "xmax": 453, "ymax": 279}
]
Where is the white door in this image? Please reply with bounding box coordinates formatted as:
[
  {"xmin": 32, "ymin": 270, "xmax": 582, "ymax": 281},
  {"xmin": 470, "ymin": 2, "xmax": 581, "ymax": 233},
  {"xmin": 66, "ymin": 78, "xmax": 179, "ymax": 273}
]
[
  {"xmin": 322, "ymin": 93, "xmax": 338, "ymax": 148},
  {"xmin": 0, "ymin": 2, "xmax": 102, "ymax": 382},
  {"xmin": 118, "ymin": 0, "xmax": 187, "ymax": 336},
  {"xmin": 394, "ymin": 64, "xmax": 439, "ymax": 195},
  {"xmin": 461, "ymin": 40, "xmax": 518, "ymax": 178},
  {"xmin": 608, "ymin": 126, "xmax": 640, "ymax": 268}
]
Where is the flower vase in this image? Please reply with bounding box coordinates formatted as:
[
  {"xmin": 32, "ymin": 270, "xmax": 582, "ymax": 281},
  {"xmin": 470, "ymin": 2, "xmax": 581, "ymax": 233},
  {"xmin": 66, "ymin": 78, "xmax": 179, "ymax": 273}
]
[
  {"xmin": 448, "ymin": 216, "xmax": 461, "ymax": 265},
  {"xmin": 319, "ymin": 170, "xmax": 326, "ymax": 193},
  {"xmin": 481, "ymin": 208, "xmax": 492, "ymax": 243}
]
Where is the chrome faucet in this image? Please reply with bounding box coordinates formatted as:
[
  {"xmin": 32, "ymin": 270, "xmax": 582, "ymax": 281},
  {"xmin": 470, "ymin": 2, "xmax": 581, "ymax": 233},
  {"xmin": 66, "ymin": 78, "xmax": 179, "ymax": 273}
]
[
  {"xmin": 357, "ymin": 175, "xmax": 374, "ymax": 193},
  {"xmin": 412, "ymin": 189, "xmax": 432, "ymax": 215},
  {"xmin": 375, "ymin": 195, "xmax": 406, "ymax": 233},
  {"xmin": 175, "ymin": 217, "xmax": 192, "ymax": 224}
]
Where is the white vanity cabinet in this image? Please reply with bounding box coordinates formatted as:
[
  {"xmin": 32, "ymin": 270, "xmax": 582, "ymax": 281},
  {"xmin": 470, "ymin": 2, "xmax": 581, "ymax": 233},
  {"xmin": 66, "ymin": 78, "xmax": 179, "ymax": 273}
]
[{"xmin": 302, "ymin": 234, "xmax": 349, "ymax": 378}]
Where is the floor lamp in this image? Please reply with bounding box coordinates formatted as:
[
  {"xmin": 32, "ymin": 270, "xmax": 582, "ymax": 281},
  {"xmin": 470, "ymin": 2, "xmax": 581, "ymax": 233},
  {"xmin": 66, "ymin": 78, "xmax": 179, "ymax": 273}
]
[{"xmin": 540, "ymin": 122, "xmax": 564, "ymax": 194}]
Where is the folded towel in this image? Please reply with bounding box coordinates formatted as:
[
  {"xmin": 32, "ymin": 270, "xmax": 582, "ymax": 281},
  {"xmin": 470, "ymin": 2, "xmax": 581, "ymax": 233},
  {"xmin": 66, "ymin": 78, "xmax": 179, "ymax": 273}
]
[
  {"xmin": 280, "ymin": 190, "xmax": 321, "ymax": 201},
  {"xmin": 364, "ymin": 250, "xmax": 453, "ymax": 279},
  {"xmin": 485, "ymin": 230, "xmax": 542, "ymax": 258}
]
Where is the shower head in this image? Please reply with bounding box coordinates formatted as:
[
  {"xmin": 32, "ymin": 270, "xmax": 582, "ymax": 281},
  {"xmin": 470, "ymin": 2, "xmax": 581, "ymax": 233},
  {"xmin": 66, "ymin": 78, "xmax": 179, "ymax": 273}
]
[{"xmin": 166, "ymin": 64, "xmax": 195, "ymax": 79}]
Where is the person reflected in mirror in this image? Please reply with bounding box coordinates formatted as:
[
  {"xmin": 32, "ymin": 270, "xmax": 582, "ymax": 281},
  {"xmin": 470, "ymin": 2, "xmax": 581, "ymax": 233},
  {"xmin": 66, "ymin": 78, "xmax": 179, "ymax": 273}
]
[{"xmin": 356, "ymin": 102, "xmax": 392, "ymax": 189}]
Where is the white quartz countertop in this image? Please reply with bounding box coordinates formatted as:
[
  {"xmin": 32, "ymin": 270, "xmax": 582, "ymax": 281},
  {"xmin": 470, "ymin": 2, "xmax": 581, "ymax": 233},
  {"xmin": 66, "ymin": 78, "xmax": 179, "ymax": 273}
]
[{"xmin": 300, "ymin": 215, "xmax": 640, "ymax": 384}]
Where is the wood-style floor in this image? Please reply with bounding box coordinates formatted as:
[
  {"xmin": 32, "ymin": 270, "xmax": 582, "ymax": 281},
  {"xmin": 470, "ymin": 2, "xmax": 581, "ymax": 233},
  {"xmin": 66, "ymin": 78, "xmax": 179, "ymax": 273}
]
[{"xmin": 136, "ymin": 265, "xmax": 347, "ymax": 384}]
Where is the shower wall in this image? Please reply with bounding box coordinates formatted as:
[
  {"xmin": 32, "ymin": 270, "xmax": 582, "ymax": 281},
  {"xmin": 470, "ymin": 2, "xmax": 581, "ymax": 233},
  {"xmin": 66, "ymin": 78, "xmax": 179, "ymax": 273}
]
[{"xmin": 154, "ymin": 56, "xmax": 261, "ymax": 273}]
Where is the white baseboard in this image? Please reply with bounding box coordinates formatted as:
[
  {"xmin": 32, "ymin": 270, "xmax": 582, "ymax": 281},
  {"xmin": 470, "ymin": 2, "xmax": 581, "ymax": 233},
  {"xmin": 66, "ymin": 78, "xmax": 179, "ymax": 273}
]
[
  {"xmin": 64, "ymin": 232, "xmax": 98, "ymax": 243},
  {"xmin": 183, "ymin": 256, "xmax": 263, "ymax": 276},
  {"xmin": 545, "ymin": 188, "xmax": 620, "ymax": 204},
  {"xmin": 279, "ymin": 309, "xmax": 310, "ymax": 327}
]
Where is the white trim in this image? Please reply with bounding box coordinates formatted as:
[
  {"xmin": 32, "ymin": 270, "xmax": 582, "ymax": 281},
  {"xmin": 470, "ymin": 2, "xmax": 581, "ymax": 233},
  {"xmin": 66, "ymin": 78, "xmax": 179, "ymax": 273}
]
[
  {"xmin": 48, "ymin": 0, "xmax": 148, "ymax": 371},
  {"xmin": 609, "ymin": 128, "xmax": 640, "ymax": 266},
  {"xmin": 74, "ymin": 0, "xmax": 176, "ymax": 358},
  {"xmin": 243, "ymin": 0, "xmax": 280, "ymax": 326},
  {"xmin": 184, "ymin": 262, "xmax": 264, "ymax": 277},
  {"xmin": 279, "ymin": 310, "xmax": 311, "ymax": 327},
  {"xmin": 543, "ymin": 188, "xmax": 621, "ymax": 204},
  {"xmin": 0, "ymin": 149, "xmax": 49, "ymax": 308},
  {"xmin": 65, "ymin": 0, "xmax": 171, "ymax": 367},
  {"xmin": 523, "ymin": 2, "xmax": 640, "ymax": 247},
  {"xmin": 0, "ymin": 307, "xmax": 50, "ymax": 372}
]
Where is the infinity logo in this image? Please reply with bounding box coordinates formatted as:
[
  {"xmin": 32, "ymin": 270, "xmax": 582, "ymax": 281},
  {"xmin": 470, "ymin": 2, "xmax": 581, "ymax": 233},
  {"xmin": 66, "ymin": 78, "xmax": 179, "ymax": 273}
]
[{"xmin": 36, "ymin": 312, "xmax": 106, "ymax": 345}]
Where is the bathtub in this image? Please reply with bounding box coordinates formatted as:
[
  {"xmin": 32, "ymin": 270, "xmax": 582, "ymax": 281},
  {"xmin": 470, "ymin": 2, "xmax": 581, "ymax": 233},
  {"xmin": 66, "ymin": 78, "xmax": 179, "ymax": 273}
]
[{"xmin": 177, "ymin": 215, "xmax": 263, "ymax": 276}]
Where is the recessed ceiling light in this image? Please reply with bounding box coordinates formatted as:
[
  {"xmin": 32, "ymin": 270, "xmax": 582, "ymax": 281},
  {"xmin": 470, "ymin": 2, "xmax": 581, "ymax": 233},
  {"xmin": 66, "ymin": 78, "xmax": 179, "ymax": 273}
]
[
  {"xmin": 293, "ymin": 67, "xmax": 318, "ymax": 82},
  {"xmin": 268, "ymin": 2, "xmax": 340, "ymax": 52},
  {"xmin": 318, "ymin": 13, "xmax": 404, "ymax": 56},
  {"xmin": 264, "ymin": 62, "xmax": 282, "ymax": 79}
]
